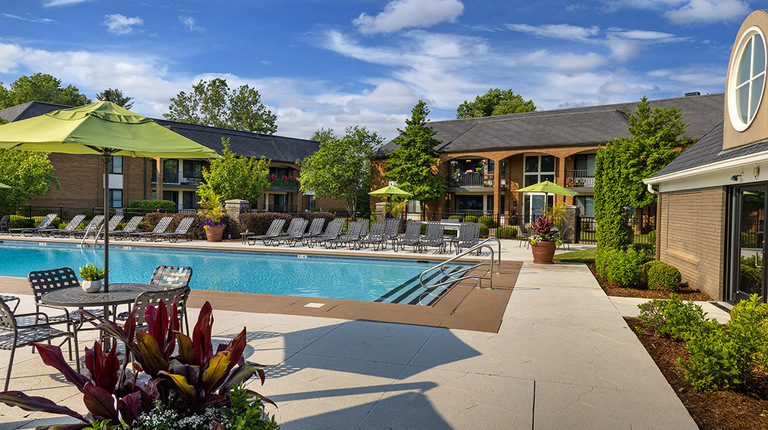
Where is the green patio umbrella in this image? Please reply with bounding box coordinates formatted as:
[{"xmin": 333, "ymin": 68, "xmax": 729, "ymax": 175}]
[
  {"xmin": 0, "ymin": 182, "xmax": 9, "ymax": 188},
  {"xmin": 515, "ymin": 180, "xmax": 578, "ymax": 197},
  {"xmin": 0, "ymin": 99, "xmax": 219, "ymax": 291},
  {"xmin": 369, "ymin": 184, "xmax": 413, "ymax": 198}
]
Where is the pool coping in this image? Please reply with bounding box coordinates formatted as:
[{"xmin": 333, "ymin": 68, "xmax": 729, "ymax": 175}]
[{"xmin": 0, "ymin": 236, "xmax": 521, "ymax": 333}]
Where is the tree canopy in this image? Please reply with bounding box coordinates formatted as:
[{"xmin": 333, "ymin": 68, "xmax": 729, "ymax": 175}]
[
  {"xmin": 386, "ymin": 101, "xmax": 446, "ymax": 202},
  {"xmin": 456, "ymin": 88, "xmax": 536, "ymax": 119},
  {"xmin": 0, "ymin": 73, "xmax": 91, "ymax": 109},
  {"xmin": 165, "ymin": 78, "xmax": 277, "ymax": 134},
  {"xmin": 594, "ymin": 96, "xmax": 694, "ymax": 249},
  {"xmin": 300, "ymin": 126, "xmax": 382, "ymax": 215},
  {"xmin": 0, "ymin": 149, "xmax": 60, "ymax": 214},
  {"xmin": 197, "ymin": 137, "xmax": 271, "ymax": 205},
  {"xmin": 96, "ymin": 88, "xmax": 134, "ymax": 110}
]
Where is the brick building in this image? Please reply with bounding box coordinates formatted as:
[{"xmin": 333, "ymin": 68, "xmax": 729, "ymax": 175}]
[{"xmin": 0, "ymin": 101, "xmax": 339, "ymax": 212}]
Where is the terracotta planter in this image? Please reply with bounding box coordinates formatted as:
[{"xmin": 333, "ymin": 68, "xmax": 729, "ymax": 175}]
[
  {"xmin": 205, "ymin": 224, "xmax": 226, "ymax": 242},
  {"xmin": 531, "ymin": 241, "xmax": 557, "ymax": 264}
]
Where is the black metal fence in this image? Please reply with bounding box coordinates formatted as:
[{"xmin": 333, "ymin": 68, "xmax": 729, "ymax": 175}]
[{"xmin": 575, "ymin": 214, "xmax": 656, "ymax": 245}]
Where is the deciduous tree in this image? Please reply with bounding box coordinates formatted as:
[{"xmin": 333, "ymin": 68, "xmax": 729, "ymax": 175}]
[
  {"xmin": 0, "ymin": 149, "xmax": 60, "ymax": 214},
  {"xmin": 197, "ymin": 137, "xmax": 271, "ymax": 205},
  {"xmin": 386, "ymin": 101, "xmax": 446, "ymax": 202},
  {"xmin": 300, "ymin": 126, "xmax": 381, "ymax": 215},
  {"xmin": 96, "ymin": 88, "xmax": 134, "ymax": 109},
  {"xmin": 165, "ymin": 78, "xmax": 277, "ymax": 134},
  {"xmin": 456, "ymin": 88, "xmax": 536, "ymax": 118},
  {"xmin": 0, "ymin": 73, "xmax": 90, "ymax": 109}
]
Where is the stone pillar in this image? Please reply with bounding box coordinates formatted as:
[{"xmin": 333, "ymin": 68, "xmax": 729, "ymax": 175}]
[
  {"xmin": 225, "ymin": 199, "xmax": 250, "ymax": 220},
  {"xmin": 375, "ymin": 202, "xmax": 388, "ymax": 222},
  {"xmin": 562, "ymin": 205, "xmax": 580, "ymax": 244}
]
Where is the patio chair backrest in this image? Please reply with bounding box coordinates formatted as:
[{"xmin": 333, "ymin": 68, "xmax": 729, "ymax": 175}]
[
  {"xmin": 84, "ymin": 215, "xmax": 105, "ymax": 230},
  {"xmin": 106, "ymin": 215, "xmax": 124, "ymax": 231},
  {"xmin": 359, "ymin": 220, "xmax": 369, "ymax": 237},
  {"xmin": 286, "ymin": 218, "xmax": 308, "ymax": 235},
  {"xmin": 172, "ymin": 217, "xmax": 195, "ymax": 234},
  {"xmin": 265, "ymin": 219, "xmax": 286, "ymax": 237},
  {"xmin": 0, "ymin": 298, "xmax": 17, "ymax": 332},
  {"xmin": 345, "ymin": 220, "xmax": 365, "ymax": 238},
  {"xmin": 28, "ymin": 267, "xmax": 80, "ymax": 305},
  {"xmin": 62, "ymin": 215, "xmax": 86, "ymax": 231},
  {"xmin": 151, "ymin": 217, "xmax": 173, "ymax": 234},
  {"xmin": 385, "ymin": 218, "xmax": 401, "ymax": 237},
  {"xmin": 307, "ymin": 217, "xmax": 325, "ymax": 235},
  {"xmin": 368, "ymin": 222, "xmax": 385, "ymax": 239},
  {"xmin": 131, "ymin": 288, "xmax": 188, "ymax": 327},
  {"xmin": 403, "ymin": 220, "xmax": 421, "ymax": 238},
  {"xmin": 322, "ymin": 219, "xmax": 344, "ymax": 238},
  {"xmin": 38, "ymin": 214, "xmax": 58, "ymax": 229},
  {"xmin": 149, "ymin": 265, "xmax": 193, "ymax": 289},
  {"xmin": 122, "ymin": 216, "xmax": 144, "ymax": 232},
  {"xmin": 458, "ymin": 222, "xmax": 480, "ymax": 246},
  {"xmin": 424, "ymin": 221, "xmax": 443, "ymax": 240},
  {"xmin": 0, "ymin": 215, "xmax": 8, "ymax": 231}
]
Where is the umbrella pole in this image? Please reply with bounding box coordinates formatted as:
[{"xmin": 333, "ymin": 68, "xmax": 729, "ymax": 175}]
[{"xmin": 102, "ymin": 153, "xmax": 111, "ymax": 293}]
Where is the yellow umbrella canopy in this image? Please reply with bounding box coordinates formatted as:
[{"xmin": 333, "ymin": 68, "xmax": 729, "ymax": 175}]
[
  {"xmin": 369, "ymin": 184, "xmax": 413, "ymax": 197},
  {"xmin": 515, "ymin": 180, "xmax": 578, "ymax": 197},
  {"xmin": 0, "ymin": 100, "xmax": 219, "ymax": 291}
]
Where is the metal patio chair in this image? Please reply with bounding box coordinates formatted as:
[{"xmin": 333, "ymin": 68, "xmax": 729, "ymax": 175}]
[
  {"xmin": 307, "ymin": 219, "xmax": 343, "ymax": 248},
  {"xmin": 153, "ymin": 217, "xmax": 195, "ymax": 243},
  {"xmin": 0, "ymin": 215, "xmax": 9, "ymax": 234},
  {"xmin": 247, "ymin": 218, "xmax": 286, "ymax": 246},
  {"xmin": 69, "ymin": 215, "xmax": 104, "ymax": 238},
  {"xmin": 148, "ymin": 265, "xmax": 193, "ymax": 334},
  {"xmin": 330, "ymin": 219, "xmax": 365, "ymax": 249},
  {"xmin": 454, "ymin": 222, "xmax": 481, "ymax": 254},
  {"xmin": 276, "ymin": 218, "xmax": 309, "ymax": 246},
  {"xmin": 43, "ymin": 214, "xmax": 86, "ymax": 237},
  {"xmin": 359, "ymin": 221, "xmax": 387, "ymax": 250},
  {"xmin": 112, "ymin": 215, "xmax": 145, "ymax": 240},
  {"xmin": 10, "ymin": 213, "xmax": 57, "ymax": 237},
  {"xmin": 117, "ymin": 287, "xmax": 190, "ymax": 333},
  {"xmin": 394, "ymin": 220, "xmax": 422, "ymax": 252},
  {"xmin": 299, "ymin": 218, "xmax": 326, "ymax": 246},
  {"xmin": 420, "ymin": 221, "xmax": 446, "ymax": 254},
  {"xmin": 0, "ymin": 297, "xmax": 79, "ymax": 390},
  {"xmin": 130, "ymin": 216, "xmax": 173, "ymax": 242}
]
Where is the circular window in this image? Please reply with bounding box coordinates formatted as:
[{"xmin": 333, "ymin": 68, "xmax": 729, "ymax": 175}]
[{"xmin": 728, "ymin": 27, "xmax": 767, "ymax": 131}]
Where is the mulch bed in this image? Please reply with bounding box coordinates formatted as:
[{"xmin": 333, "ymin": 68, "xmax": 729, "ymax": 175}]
[
  {"xmin": 586, "ymin": 262, "xmax": 712, "ymax": 301},
  {"xmin": 626, "ymin": 318, "xmax": 768, "ymax": 429}
]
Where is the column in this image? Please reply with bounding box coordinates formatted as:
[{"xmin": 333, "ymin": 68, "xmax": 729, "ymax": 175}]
[
  {"xmin": 155, "ymin": 158, "xmax": 163, "ymax": 200},
  {"xmin": 493, "ymin": 159, "xmax": 501, "ymax": 215}
]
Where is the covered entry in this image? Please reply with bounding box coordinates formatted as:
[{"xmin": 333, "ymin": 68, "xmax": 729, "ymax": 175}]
[{"xmin": 728, "ymin": 185, "xmax": 767, "ymax": 302}]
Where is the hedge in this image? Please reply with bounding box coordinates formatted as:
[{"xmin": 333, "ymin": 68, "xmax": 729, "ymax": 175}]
[
  {"xmin": 478, "ymin": 215, "xmax": 496, "ymax": 228},
  {"xmin": 128, "ymin": 199, "xmax": 178, "ymax": 213},
  {"xmin": 495, "ymin": 226, "xmax": 518, "ymax": 239}
]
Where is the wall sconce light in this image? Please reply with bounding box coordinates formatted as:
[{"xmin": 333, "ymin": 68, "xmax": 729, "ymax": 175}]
[
  {"xmin": 731, "ymin": 174, "xmax": 743, "ymax": 182},
  {"xmin": 753, "ymin": 166, "xmax": 760, "ymax": 178}
]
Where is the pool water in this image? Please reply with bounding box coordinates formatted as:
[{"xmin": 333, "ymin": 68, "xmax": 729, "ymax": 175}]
[{"xmin": 0, "ymin": 242, "xmax": 462, "ymax": 303}]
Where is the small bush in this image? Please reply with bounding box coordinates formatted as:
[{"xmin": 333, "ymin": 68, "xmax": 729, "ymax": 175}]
[
  {"xmin": 8, "ymin": 216, "xmax": 34, "ymax": 229},
  {"xmin": 630, "ymin": 243, "xmax": 655, "ymax": 262},
  {"xmin": 449, "ymin": 215, "xmax": 462, "ymax": 220},
  {"xmin": 679, "ymin": 320, "xmax": 748, "ymax": 391},
  {"xmin": 647, "ymin": 262, "xmax": 682, "ymax": 291},
  {"xmin": 595, "ymin": 247, "xmax": 645, "ymax": 287},
  {"xmin": 728, "ymin": 294, "xmax": 768, "ymax": 368},
  {"xmin": 648, "ymin": 230, "xmax": 657, "ymax": 244},
  {"xmin": 463, "ymin": 215, "xmax": 478, "ymax": 223},
  {"xmin": 641, "ymin": 260, "xmax": 663, "ymax": 281},
  {"xmin": 495, "ymin": 226, "xmax": 518, "ymax": 239},
  {"xmin": 479, "ymin": 224, "xmax": 489, "ymax": 238},
  {"xmin": 478, "ymin": 215, "xmax": 496, "ymax": 228},
  {"xmin": 637, "ymin": 294, "xmax": 708, "ymax": 340},
  {"xmin": 742, "ymin": 232, "xmax": 759, "ymax": 248},
  {"xmin": 128, "ymin": 199, "xmax": 178, "ymax": 213}
]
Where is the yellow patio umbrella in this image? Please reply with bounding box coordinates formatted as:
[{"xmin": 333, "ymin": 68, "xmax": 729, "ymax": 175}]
[
  {"xmin": 0, "ymin": 99, "xmax": 219, "ymax": 291},
  {"xmin": 368, "ymin": 184, "xmax": 413, "ymax": 198}
]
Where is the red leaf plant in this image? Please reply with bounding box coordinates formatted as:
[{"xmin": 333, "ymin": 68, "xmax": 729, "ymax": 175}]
[{"xmin": 0, "ymin": 298, "xmax": 272, "ymax": 429}]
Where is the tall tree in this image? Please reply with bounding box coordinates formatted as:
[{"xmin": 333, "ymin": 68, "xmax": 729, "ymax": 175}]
[
  {"xmin": 386, "ymin": 101, "xmax": 446, "ymax": 202},
  {"xmin": 0, "ymin": 149, "xmax": 60, "ymax": 214},
  {"xmin": 96, "ymin": 88, "xmax": 134, "ymax": 109},
  {"xmin": 456, "ymin": 88, "xmax": 536, "ymax": 119},
  {"xmin": 0, "ymin": 73, "xmax": 91, "ymax": 109},
  {"xmin": 165, "ymin": 78, "xmax": 277, "ymax": 134},
  {"xmin": 300, "ymin": 126, "xmax": 381, "ymax": 215},
  {"xmin": 197, "ymin": 137, "xmax": 271, "ymax": 204},
  {"xmin": 594, "ymin": 97, "xmax": 695, "ymax": 249}
]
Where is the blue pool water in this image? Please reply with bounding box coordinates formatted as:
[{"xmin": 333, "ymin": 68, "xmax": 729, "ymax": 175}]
[{"xmin": 0, "ymin": 242, "xmax": 460, "ymax": 303}]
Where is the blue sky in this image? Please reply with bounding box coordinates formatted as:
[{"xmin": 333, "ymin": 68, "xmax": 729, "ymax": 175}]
[{"xmin": 0, "ymin": 0, "xmax": 758, "ymax": 141}]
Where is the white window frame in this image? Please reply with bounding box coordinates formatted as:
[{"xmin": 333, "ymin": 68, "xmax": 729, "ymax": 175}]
[{"xmin": 728, "ymin": 26, "xmax": 767, "ymax": 132}]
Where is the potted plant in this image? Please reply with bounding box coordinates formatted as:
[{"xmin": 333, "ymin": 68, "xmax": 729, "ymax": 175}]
[
  {"xmin": 79, "ymin": 263, "xmax": 106, "ymax": 293},
  {"xmin": 197, "ymin": 187, "xmax": 228, "ymax": 242},
  {"xmin": 529, "ymin": 215, "xmax": 562, "ymax": 264},
  {"xmin": 508, "ymin": 209, "xmax": 518, "ymax": 226}
]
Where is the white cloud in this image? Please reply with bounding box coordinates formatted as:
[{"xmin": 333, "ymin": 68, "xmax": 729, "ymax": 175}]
[
  {"xmin": 665, "ymin": 0, "xmax": 750, "ymax": 24},
  {"xmin": 179, "ymin": 16, "xmax": 204, "ymax": 33},
  {"xmin": 515, "ymin": 49, "xmax": 608, "ymax": 74},
  {"xmin": 506, "ymin": 23, "xmax": 600, "ymax": 42},
  {"xmin": 103, "ymin": 14, "xmax": 143, "ymax": 35},
  {"xmin": 607, "ymin": 28, "xmax": 678, "ymax": 41},
  {"xmin": 606, "ymin": 36, "xmax": 642, "ymax": 62},
  {"xmin": 353, "ymin": 0, "xmax": 464, "ymax": 35},
  {"xmin": 2, "ymin": 14, "xmax": 55, "ymax": 24},
  {"xmin": 43, "ymin": 0, "xmax": 90, "ymax": 6}
]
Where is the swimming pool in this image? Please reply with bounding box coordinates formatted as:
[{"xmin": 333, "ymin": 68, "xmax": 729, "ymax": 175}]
[{"xmin": 0, "ymin": 241, "xmax": 464, "ymax": 304}]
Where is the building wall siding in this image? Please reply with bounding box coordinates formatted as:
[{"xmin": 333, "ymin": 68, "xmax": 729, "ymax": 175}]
[{"xmin": 659, "ymin": 187, "xmax": 726, "ymax": 300}]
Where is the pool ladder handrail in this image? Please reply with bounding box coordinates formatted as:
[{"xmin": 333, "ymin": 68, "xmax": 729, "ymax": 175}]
[
  {"xmin": 419, "ymin": 237, "xmax": 502, "ymax": 291},
  {"xmin": 79, "ymin": 224, "xmax": 104, "ymax": 247}
]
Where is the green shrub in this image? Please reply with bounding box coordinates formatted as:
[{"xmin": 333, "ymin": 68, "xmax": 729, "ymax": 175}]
[
  {"xmin": 478, "ymin": 215, "xmax": 496, "ymax": 228},
  {"xmin": 630, "ymin": 243, "xmax": 655, "ymax": 262},
  {"xmin": 741, "ymin": 232, "xmax": 759, "ymax": 248},
  {"xmin": 128, "ymin": 199, "xmax": 178, "ymax": 213},
  {"xmin": 463, "ymin": 215, "xmax": 478, "ymax": 223},
  {"xmin": 595, "ymin": 247, "xmax": 645, "ymax": 287},
  {"xmin": 238, "ymin": 212, "xmax": 292, "ymax": 236},
  {"xmin": 449, "ymin": 215, "xmax": 462, "ymax": 220},
  {"xmin": 679, "ymin": 319, "xmax": 748, "ymax": 391},
  {"xmin": 479, "ymin": 224, "xmax": 489, "ymax": 238},
  {"xmin": 495, "ymin": 226, "xmax": 518, "ymax": 239},
  {"xmin": 647, "ymin": 262, "xmax": 682, "ymax": 291},
  {"xmin": 641, "ymin": 260, "xmax": 663, "ymax": 281},
  {"xmin": 637, "ymin": 294, "xmax": 708, "ymax": 340},
  {"xmin": 728, "ymin": 294, "xmax": 768, "ymax": 368},
  {"xmin": 648, "ymin": 230, "xmax": 657, "ymax": 244},
  {"xmin": 8, "ymin": 216, "xmax": 34, "ymax": 229},
  {"xmin": 740, "ymin": 258, "xmax": 763, "ymax": 293}
]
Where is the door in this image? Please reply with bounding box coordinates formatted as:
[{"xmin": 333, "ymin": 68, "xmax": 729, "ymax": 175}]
[
  {"xmin": 730, "ymin": 185, "xmax": 767, "ymax": 302},
  {"xmin": 524, "ymin": 193, "xmax": 553, "ymax": 223}
]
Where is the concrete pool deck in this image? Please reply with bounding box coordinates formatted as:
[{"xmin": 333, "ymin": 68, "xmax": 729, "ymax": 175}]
[{"xmin": 0, "ymin": 237, "xmax": 703, "ymax": 429}]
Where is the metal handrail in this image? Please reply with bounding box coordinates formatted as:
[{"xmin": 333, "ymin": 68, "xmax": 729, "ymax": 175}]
[{"xmin": 419, "ymin": 237, "xmax": 502, "ymax": 291}]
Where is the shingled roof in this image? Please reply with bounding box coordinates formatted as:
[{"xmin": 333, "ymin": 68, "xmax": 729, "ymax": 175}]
[
  {"xmin": 377, "ymin": 93, "xmax": 724, "ymax": 155},
  {"xmin": 0, "ymin": 101, "xmax": 318, "ymax": 163}
]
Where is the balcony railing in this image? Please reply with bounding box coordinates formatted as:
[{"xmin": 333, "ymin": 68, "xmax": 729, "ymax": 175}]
[
  {"xmin": 269, "ymin": 178, "xmax": 299, "ymax": 189},
  {"xmin": 449, "ymin": 172, "xmax": 494, "ymax": 188},
  {"xmin": 566, "ymin": 170, "xmax": 595, "ymax": 188}
]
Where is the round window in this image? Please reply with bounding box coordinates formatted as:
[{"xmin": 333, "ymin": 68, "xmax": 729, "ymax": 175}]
[{"xmin": 728, "ymin": 27, "xmax": 767, "ymax": 131}]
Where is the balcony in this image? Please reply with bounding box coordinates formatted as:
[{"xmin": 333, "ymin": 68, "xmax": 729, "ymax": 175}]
[
  {"xmin": 269, "ymin": 177, "xmax": 299, "ymax": 190},
  {"xmin": 448, "ymin": 172, "xmax": 495, "ymax": 188},
  {"xmin": 566, "ymin": 170, "xmax": 595, "ymax": 188}
]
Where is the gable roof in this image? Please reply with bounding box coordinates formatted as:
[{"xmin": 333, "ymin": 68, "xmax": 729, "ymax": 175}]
[
  {"xmin": 0, "ymin": 101, "xmax": 319, "ymax": 163},
  {"xmin": 377, "ymin": 93, "xmax": 724, "ymax": 156}
]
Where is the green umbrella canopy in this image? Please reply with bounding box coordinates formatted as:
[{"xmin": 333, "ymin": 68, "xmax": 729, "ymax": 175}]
[
  {"xmin": 0, "ymin": 182, "xmax": 9, "ymax": 189},
  {"xmin": 515, "ymin": 180, "xmax": 578, "ymax": 197},
  {"xmin": 369, "ymin": 184, "xmax": 413, "ymax": 197}
]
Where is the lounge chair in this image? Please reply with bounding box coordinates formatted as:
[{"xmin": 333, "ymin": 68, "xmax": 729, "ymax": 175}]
[
  {"xmin": 394, "ymin": 220, "xmax": 422, "ymax": 252},
  {"xmin": 130, "ymin": 216, "xmax": 173, "ymax": 242},
  {"xmin": 44, "ymin": 214, "xmax": 86, "ymax": 237},
  {"xmin": 298, "ymin": 218, "xmax": 326, "ymax": 246},
  {"xmin": 69, "ymin": 215, "xmax": 104, "ymax": 238},
  {"xmin": 112, "ymin": 215, "xmax": 144, "ymax": 240},
  {"xmin": 382, "ymin": 218, "xmax": 401, "ymax": 250},
  {"xmin": 0, "ymin": 215, "xmax": 10, "ymax": 234},
  {"xmin": 153, "ymin": 217, "xmax": 195, "ymax": 243},
  {"xmin": 420, "ymin": 221, "xmax": 446, "ymax": 253},
  {"xmin": 307, "ymin": 219, "xmax": 344, "ymax": 248},
  {"xmin": 329, "ymin": 219, "xmax": 366, "ymax": 249},
  {"xmin": 0, "ymin": 297, "xmax": 79, "ymax": 390},
  {"xmin": 275, "ymin": 218, "xmax": 308, "ymax": 246},
  {"xmin": 10, "ymin": 213, "xmax": 57, "ymax": 236},
  {"xmin": 359, "ymin": 221, "xmax": 387, "ymax": 250},
  {"xmin": 247, "ymin": 218, "xmax": 286, "ymax": 245},
  {"xmin": 454, "ymin": 222, "xmax": 481, "ymax": 254},
  {"xmin": 86, "ymin": 215, "xmax": 124, "ymax": 240}
]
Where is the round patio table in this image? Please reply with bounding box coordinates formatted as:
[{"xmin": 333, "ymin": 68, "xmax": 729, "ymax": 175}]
[{"xmin": 40, "ymin": 283, "xmax": 163, "ymax": 309}]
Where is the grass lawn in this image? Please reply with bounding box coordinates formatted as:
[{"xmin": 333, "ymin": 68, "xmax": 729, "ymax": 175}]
[{"xmin": 553, "ymin": 247, "xmax": 596, "ymax": 263}]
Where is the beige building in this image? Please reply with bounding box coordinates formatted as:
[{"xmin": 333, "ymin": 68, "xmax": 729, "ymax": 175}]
[{"xmin": 646, "ymin": 9, "xmax": 768, "ymax": 302}]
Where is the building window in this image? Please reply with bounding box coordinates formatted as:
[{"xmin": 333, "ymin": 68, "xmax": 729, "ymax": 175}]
[
  {"xmin": 305, "ymin": 195, "xmax": 316, "ymax": 210},
  {"xmin": 728, "ymin": 26, "xmax": 766, "ymax": 131},
  {"xmin": 523, "ymin": 155, "xmax": 555, "ymax": 186},
  {"xmin": 575, "ymin": 196, "xmax": 595, "ymax": 218},
  {"xmin": 183, "ymin": 160, "xmax": 204, "ymax": 179},
  {"xmin": 108, "ymin": 189, "xmax": 122, "ymax": 208},
  {"xmin": 109, "ymin": 156, "xmax": 123, "ymax": 174},
  {"xmin": 163, "ymin": 159, "xmax": 179, "ymax": 183},
  {"xmin": 183, "ymin": 191, "xmax": 198, "ymax": 209}
]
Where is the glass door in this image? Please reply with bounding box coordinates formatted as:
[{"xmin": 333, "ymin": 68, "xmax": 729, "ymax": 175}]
[{"xmin": 730, "ymin": 185, "xmax": 767, "ymax": 302}]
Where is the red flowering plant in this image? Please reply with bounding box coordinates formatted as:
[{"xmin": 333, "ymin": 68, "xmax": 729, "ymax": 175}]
[
  {"xmin": 0, "ymin": 299, "xmax": 276, "ymax": 429},
  {"xmin": 529, "ymin": 215, "xmax": 562, "ymax": 246},
  {"xmin": 281, "ymin": 175, "xmax": 288, "ymax": 181},
  {"xmin": 269, "ymin": 174, "xmax": 276, "ymax": 180}
]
